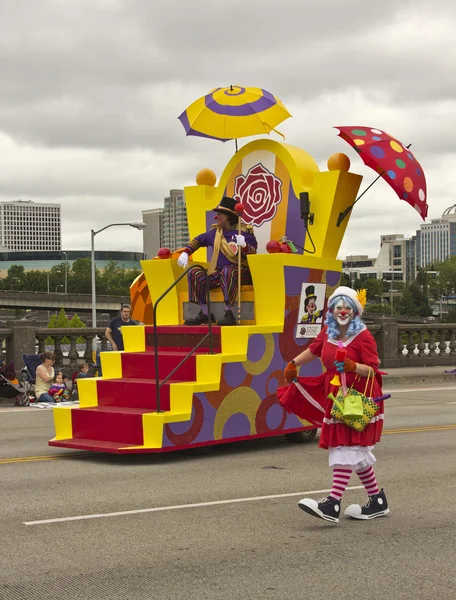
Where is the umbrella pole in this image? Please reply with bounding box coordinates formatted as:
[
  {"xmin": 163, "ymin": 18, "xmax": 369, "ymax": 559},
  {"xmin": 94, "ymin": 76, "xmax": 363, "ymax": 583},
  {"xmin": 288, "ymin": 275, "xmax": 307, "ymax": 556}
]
[
  {"xmin": 337, "ymin": 143, "xmax": 412, "ymax": 227},
  {"xmin": 336, "ymin": 171, "xmax": 384, "ymax": 227},
  {"xmin": 235, "ymin": 139, "xmax": 238, "ymax": 153},
  {"xmin": 237, "ymin": 215, "xmax": 242, "ymax": 325}
]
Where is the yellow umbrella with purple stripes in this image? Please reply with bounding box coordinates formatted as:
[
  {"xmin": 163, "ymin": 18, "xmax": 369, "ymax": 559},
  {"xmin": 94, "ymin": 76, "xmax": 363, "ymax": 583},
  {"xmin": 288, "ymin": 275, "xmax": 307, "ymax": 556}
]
[{"xmin": 178, "ymin": 85, "xmax": 292, "ymax": 149}]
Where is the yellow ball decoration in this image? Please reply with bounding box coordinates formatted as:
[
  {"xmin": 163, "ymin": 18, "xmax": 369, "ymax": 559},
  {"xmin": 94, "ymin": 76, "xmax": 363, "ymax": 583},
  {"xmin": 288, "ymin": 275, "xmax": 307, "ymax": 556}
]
[
  {"xmin": 327, "ymin": 153, "xmax": 351, "ymax": 172},
  {"xmin": 196, "ymin": 168, "xmax": 217, "ymax": 186}
]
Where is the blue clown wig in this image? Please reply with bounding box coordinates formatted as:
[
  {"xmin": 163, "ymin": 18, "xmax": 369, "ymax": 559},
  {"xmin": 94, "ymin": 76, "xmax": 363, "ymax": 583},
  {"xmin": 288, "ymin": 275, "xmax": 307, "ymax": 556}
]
[{"xmin": 325, "ymin": 294, "xmax": 365, "ymax": 340}]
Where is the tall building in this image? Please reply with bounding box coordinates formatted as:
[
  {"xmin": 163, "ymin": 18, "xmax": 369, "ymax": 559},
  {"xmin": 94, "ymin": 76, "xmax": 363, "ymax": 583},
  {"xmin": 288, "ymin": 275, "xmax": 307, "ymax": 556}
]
[
  {"xmin": 416, "ymin": 205, "xmax": 456, "ymax": 269},
  {"xmin": 142, "ymin": 208, "xmax": 164, "ymax": 259},
  {"xmin": 0, "ymin": 200, "xmax": 61, "ymax": 251},
  {"xmin": 161, "ymin": 190, "xmax": 189, "ymax": 252}
]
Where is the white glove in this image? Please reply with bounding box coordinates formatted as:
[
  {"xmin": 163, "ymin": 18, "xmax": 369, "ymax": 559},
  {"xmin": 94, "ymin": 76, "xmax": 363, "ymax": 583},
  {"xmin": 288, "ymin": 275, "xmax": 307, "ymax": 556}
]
[
  {"xmin": 177, "ymin": 252, "xmax": 189, "ymax": 268},
  {"xmin": 235, "ymin": 234, "xmax": 246, "ymax": 248}
]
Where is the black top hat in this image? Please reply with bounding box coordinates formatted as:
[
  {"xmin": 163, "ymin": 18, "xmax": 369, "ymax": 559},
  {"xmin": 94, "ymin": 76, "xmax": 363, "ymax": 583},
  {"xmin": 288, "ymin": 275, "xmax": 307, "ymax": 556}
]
[
  {"xmin": 305, "ymin": 285, "xmax": 316, "ymax": 299},
  {"xmin": 213, "ymin": 196, "xmax": 238, "ymax": 216}
]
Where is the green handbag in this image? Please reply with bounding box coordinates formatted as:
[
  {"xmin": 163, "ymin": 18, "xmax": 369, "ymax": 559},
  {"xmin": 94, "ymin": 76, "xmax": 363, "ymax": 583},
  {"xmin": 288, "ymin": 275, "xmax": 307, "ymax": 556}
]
[{"xmin": 328, "ymin": 369, "xmax": 379, "ymax": 432}]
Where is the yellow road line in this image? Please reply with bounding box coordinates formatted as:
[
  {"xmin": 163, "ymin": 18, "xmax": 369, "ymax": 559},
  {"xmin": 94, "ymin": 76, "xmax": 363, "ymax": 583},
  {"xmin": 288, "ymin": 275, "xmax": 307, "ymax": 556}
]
[
  {"xmin": 0, "ymin": 453, "xmax": 87, "ymax": 465},
  {"xmin": 1, "ymin": 425, "xmax": 456, "ymax": 465},
  {"xmin": 383, "ymin": 424, "xmax": 456, "ymax": 435}
]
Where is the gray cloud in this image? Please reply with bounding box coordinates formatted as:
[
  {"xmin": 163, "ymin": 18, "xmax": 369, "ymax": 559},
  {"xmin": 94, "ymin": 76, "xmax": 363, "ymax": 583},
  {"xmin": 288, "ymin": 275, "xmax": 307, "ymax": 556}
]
[{"xmin": 0, "ymin": 0, "xmax": 455, "ymax": 257}]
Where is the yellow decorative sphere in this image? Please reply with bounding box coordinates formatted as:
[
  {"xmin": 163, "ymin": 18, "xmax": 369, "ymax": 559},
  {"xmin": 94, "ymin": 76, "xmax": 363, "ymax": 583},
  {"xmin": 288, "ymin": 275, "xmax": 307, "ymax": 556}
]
[
  {"xmin": 327, "ymin": 153, "xmax": 351, "ymax": 172},
  {"xmin": 196, "ymin": 168, "xmax": 217, "ymax": 186}
]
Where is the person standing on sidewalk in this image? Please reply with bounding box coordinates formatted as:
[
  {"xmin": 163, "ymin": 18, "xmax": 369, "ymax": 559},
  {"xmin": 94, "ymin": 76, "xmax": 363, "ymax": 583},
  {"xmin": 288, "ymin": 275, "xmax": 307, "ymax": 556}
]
[{"xmin": 279, "ymin": 286, "xmax": 389, "ymax": 523}]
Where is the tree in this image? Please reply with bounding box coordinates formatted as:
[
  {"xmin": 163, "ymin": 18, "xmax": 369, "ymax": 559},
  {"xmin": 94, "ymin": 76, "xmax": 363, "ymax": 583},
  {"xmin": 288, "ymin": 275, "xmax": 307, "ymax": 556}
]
[
  {"xmin": 340, "ymin": 272, "xmax": 350, "ymax": 287},
  {"xmin": 398, "ymin": 283, "xmax": 433, "ymax": 317},
  {"xmin": 3, "ymin": 265, "xmax": 26, "ymax": 290},
  {"xmin": 363, "ymin": 278, "xmax": 383, "ymax": 303},
  {"xmin": 25, "ymin": 269, "xmax": 47, "ymax": 291},
  {"xmin": 46, "ymin": 308, "xmax": 86, "ymax": 344},
  {"xmin": 68, "ymin": 258, "xmax": 95, "ymax": 294}
]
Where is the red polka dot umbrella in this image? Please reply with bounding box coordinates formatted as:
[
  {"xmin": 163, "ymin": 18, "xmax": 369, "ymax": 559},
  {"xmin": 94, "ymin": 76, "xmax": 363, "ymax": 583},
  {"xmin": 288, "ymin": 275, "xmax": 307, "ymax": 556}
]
[{"xmin": 335, "ymin": 126, "xmax": 428, "ymax": 223}]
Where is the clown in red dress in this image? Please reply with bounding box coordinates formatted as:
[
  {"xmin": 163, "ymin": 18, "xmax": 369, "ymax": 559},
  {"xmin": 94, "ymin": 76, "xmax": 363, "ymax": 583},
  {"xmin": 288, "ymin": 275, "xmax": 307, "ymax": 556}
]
[{"xmin": 278, "ymin": 286, "xmax": 390, "ymax": 523}]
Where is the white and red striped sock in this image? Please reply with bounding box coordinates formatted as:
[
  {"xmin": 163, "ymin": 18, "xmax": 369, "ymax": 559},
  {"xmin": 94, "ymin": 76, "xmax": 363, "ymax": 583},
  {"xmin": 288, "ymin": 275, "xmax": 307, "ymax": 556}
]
[
  {"xmin": 356, "ymin": 465, "xmax": 380, "ymax": 496},
  {"xmin": 330, "ymin": 468, "xmax": 352, "ymax": 500}
]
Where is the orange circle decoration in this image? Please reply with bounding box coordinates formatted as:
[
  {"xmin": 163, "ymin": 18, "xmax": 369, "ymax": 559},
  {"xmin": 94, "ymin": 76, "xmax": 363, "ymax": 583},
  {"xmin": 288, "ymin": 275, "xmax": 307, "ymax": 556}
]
[
  {"xmin": 255, "ymin": 395, "xmax": 287, "ymax": 434},
  {"xmin": 266, "ymin": 369, "xmax": 283, "ymax": 395},
  {"xmin": 196, "ymin": 168, "xmax": 217, "ymax": 187},
  {"xmin": 327, "ymin": 153, "xmax": 351, "ymax": 172},
  {"xmin": 404, "ymin": 177, "xmax": 414, "ymax": 193}
]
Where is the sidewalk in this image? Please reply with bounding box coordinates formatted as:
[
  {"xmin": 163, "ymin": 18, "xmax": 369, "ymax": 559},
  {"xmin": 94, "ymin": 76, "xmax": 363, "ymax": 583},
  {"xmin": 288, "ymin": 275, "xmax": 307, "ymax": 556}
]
[{"xmin": 384, "ymin": 365, "xmax": 456, "ymax": 386}]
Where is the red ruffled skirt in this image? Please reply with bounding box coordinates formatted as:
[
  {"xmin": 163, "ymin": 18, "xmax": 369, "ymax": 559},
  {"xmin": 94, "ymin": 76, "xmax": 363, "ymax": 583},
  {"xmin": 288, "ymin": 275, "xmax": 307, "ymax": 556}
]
[{"xmin": 277, "ymin": 372, "xmax": 384, "ymax": 449}]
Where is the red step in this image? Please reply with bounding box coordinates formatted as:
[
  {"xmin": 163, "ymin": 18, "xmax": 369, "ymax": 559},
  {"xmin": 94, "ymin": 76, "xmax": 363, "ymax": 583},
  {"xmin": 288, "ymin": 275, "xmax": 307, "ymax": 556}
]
[
  {"xmin": 96, "ymin": 378, "xmax": 171, "ymax": 410},
  {"xmin": 49, "ymin": 439, "xmax": 134, "ymax": 453},
  {"xmin": 71, "ymin": 407, "xmax": 148, "ymax": 445},
  {"xmin": 145, "ymin": 325, "xmax": 221, "ymax": 352},
  {"xmin": 121, "ymin": 351, "xmax": 197, "ymax": 381}
]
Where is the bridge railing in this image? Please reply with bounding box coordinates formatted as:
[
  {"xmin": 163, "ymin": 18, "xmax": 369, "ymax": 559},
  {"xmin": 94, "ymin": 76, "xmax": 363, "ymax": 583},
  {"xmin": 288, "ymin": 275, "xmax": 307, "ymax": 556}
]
[{"xmin": 2, "ymin": 320, "xmax": 456, "ymax": 376}]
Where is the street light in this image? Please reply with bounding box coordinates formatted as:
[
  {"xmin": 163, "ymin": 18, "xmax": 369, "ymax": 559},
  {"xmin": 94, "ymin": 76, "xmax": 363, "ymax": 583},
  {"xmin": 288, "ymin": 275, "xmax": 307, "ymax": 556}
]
[
  {"xmin": 91, "ymin": 222, "xmax": 146, "ymax": 346},
  {"xmin": 63, "ymin": 251, "xmax": 68, "ymax": 295},
  {"xmin": 55, "ymin": 284, "xmax": 64, "ymax": 293}
]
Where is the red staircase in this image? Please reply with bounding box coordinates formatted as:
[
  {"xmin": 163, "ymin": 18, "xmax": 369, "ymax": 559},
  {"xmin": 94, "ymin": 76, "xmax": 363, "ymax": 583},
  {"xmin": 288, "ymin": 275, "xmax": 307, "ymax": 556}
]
[{"xmin": 50, "ymin": 326, "xmax": 221, "ymax": 451}]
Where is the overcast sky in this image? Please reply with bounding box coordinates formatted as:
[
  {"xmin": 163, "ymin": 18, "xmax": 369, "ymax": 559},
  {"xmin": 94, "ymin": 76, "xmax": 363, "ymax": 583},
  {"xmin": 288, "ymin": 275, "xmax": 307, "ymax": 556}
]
[{"xmin": 0, "ymin": 0, "xmax": 455, "ymax": 259}]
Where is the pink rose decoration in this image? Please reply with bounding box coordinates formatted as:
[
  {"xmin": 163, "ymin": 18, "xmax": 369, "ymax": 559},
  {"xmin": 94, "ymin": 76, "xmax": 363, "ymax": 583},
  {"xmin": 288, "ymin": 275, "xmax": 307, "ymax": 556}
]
[{"xmin": 234, "ymin": 163, "xmax": 282, "ymax": 227}]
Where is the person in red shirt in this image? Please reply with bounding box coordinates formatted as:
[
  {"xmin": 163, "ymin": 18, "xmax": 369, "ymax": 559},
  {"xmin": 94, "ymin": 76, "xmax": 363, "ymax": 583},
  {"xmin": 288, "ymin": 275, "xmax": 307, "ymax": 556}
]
[{"xmin": 280, "ymin": 286, "xmax": 389, "ymax": 523}]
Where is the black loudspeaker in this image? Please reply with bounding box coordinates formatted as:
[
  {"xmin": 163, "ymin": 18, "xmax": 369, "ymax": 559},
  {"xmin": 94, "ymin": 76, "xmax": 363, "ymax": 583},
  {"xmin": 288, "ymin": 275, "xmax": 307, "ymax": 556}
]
[{"xmin": 299, "ymin": 192, "xmax": 314, "ymax": 226}]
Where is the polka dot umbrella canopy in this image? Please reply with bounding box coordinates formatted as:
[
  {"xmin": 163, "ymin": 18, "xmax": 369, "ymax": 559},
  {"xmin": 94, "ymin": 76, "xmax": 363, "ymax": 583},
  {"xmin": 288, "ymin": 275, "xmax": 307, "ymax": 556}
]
[
  {"xmin": 335, "ymin": 126, "xmax": 428, "ymax": 220},
  {"xmin": 178, "ymin": 85, "xmax": 292, "ymax": 143}
]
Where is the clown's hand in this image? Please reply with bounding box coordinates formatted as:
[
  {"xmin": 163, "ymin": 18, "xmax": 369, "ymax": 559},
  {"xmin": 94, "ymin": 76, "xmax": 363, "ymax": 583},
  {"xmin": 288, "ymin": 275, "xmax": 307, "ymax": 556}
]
[
  {"xmin": 284, "ymin": 361, "xmax": 297, "ymax": 383},
  {"xmin": 235, "ymin": 234, "xmax": 246, "ymax": 248},
  {"xmin": 177, "ymin": 252, "xmax": 189, "ymax": 269},
  {"xmin": 334, "ymin": 358, "xmax": 357, "ymax": 373}
]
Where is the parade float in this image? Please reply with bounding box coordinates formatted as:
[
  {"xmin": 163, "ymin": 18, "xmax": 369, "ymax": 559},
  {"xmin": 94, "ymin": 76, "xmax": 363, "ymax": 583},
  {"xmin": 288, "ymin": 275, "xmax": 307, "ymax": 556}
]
[{"xmin": 49, "ymin": 87, "xmax": 427, "ymax": 454}]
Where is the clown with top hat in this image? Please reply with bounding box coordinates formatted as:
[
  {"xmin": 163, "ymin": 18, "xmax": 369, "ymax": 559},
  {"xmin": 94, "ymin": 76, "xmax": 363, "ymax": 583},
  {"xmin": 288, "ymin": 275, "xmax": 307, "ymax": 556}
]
[
  {"xmin": 278, "ymin": 286, "xmax": 390, "ymax": 523},
  {"xmin": 177, "ymin": 197, "xmax": 258, "ymax": 326},
  {"xmin": 300, "ymin": 285, "xmax": 321, "ymax": 324}
]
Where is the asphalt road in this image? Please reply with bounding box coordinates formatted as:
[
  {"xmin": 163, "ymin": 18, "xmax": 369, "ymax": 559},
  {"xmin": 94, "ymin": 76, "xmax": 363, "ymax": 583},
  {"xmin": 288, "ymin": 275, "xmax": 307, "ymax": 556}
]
[{"xmin": 1, "ymin": 383, "xmax": 456, "ymax": 600}]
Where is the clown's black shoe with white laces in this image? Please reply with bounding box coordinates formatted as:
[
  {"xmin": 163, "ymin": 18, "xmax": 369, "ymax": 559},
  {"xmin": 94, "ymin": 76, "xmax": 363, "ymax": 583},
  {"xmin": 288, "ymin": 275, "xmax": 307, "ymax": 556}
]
[
  {"xmin": 344, "ymin": 489, "xmax": 390, "ymax": 520},
  {"xmin": 298, "ymin": 496, "xmax": 341, "ymax": 523}
]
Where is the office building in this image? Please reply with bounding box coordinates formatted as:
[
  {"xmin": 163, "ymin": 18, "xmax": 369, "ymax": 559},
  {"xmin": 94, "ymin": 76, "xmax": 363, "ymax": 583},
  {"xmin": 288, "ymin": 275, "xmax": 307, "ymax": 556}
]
[
  {"xmin": 0, "ymin": 200, "xmax": 61, "ymax": 251},
  {"xmin": 0, "ymin": 250, "xmax": 145, "ymax": 277},
  {"xmin": 416, "ymin": 205, "xmax": 456, "ymax": 269},
  {"xmin": 142, "ymin": 208, "xmax": 164, "ymax": 259},
  {"xmin": 161, "ymin": 190, "xmax": 189, "ymax": 252}
]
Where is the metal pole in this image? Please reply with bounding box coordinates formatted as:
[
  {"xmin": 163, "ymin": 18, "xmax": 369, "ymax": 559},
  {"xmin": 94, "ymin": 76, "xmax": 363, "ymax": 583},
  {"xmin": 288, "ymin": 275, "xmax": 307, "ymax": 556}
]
[
  {"xmin": 390, "ymin": 273, "xmax": 393, "ymax": 316},
  {"xmin": 63, "ymin": 251, "xmax": 67, "ymax": 295},
  {"xmin": 91, "ymin": 230, "xmax": 97, "ymax": 350}
]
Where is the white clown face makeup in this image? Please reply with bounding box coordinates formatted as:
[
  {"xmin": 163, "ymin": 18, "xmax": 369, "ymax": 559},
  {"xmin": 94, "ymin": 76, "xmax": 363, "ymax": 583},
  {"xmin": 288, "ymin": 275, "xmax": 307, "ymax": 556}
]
[{"xmin": 333, "ymin": 299, "xmax": 354, "ymax": 327}]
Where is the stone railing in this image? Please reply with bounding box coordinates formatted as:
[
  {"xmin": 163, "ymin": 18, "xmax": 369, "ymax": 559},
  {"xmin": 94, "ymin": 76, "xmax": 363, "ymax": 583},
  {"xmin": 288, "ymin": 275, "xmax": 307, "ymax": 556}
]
[
  {"xmin": 2, "ymin": 320, "xmax": 456, "ymax": 375},
  {"xmin": 4, "ymin": 321, "xmax": 110, "ymax": 375},
  {"xmin": 368, "ymin": 321, "xmax": 456, "ymax": 368}
]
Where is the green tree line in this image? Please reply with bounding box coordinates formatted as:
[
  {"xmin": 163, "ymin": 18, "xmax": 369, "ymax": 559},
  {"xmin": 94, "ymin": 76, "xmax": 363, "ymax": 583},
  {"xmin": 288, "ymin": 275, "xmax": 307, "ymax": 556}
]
[{"xmin": 0, "ymin": 258, "xmax": 141, "ymax": 296}]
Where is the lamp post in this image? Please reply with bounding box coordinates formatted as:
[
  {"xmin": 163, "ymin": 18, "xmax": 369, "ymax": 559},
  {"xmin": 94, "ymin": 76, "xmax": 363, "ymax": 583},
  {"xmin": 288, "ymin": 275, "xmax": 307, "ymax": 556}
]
[
  {"xmin": 91, "ymin": 222, "xmax": 146, "ymax": 347},
  {"xmin": 55, "ymin": 284, "xmax": 64, "ymax": 293},
  {"xmin": 63, "ymin": 251, "xmax": 68, "ymax": 295}
]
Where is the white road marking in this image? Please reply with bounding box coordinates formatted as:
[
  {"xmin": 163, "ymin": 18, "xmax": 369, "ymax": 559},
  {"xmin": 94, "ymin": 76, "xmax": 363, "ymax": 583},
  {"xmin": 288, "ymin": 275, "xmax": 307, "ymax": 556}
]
[
  {"xmin": 24, "ymin": 485, "xmax": 364, "ymax": 526},
  {"xmin": 385, "ymin": 386, "xmax": 456, "ymax": 393}
]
